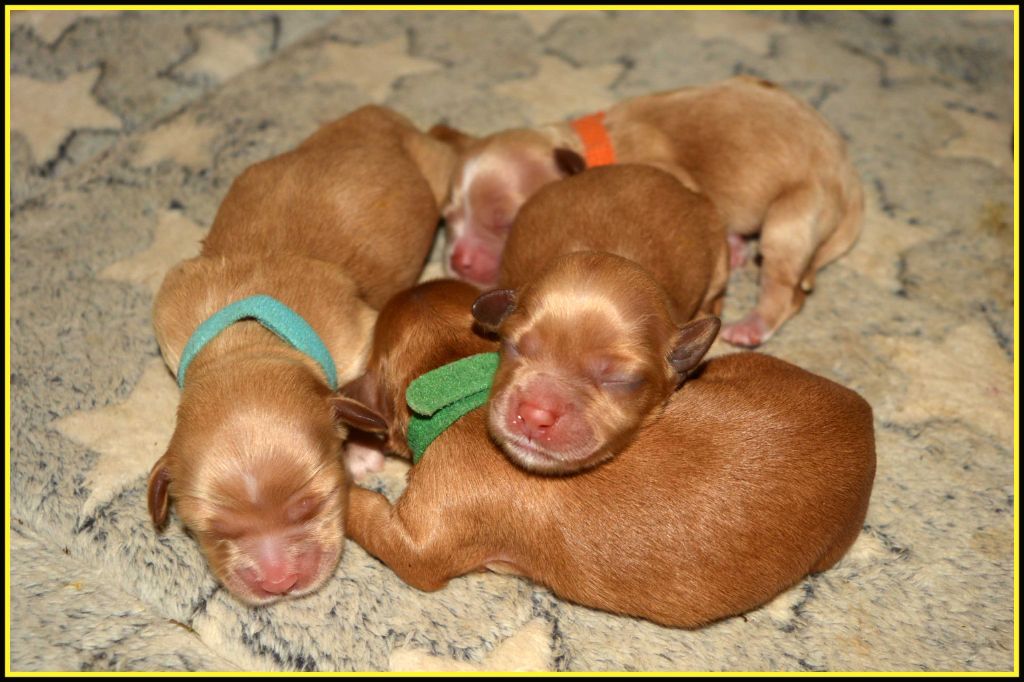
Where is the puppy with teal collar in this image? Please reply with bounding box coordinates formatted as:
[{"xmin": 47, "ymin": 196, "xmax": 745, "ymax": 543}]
[{"xmin": 146, "ymin": 105, "xmax": 455, "ymax": 605}]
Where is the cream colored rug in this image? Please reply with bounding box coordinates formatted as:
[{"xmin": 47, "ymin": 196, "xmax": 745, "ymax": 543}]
[{"xmin": 8, "ymin": 9, "xmax": 1015, "ymax": 672}]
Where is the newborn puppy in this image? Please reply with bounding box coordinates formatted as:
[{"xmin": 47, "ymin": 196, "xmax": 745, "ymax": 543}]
[
  {"xmin": 474, "ymin": 253, "xmax": 719, "ymax": 474},
  {"xmin": 147, "ymin": 105, "xmax": 454, "ymax": 605},
  {"xmin": 472, "ymin": 165, "xmax": 725, "ymax": 473},
  {"xmin": 334, "ymin": 280, "xmax": 877, "ymax": 629},
  {"xmin": 432, "ymin": 75, "xmax": 864, "ymax": 347},
  {"xmin": 499, "ymin": 164, "xmax": 729, "ymax": 319}
]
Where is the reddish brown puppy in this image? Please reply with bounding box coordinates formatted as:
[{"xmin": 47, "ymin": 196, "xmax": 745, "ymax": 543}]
[
  {"xmin": 433, "ymin": 75, "xmax": 864, "ymax": 347},
  {"xmin": 473, "ymin": 164, "xmax": 726, "ymax": 473},
  {"xmin": 147, "ymin": 105, "xmax": 454, "ymax": 605},
  {"xmin": 334, "ymin": 279, "xmax": 876, "ymax": 629}
]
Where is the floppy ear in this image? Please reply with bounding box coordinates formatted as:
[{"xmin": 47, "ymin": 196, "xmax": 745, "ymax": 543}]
[
  {"xmin": 333, "ymin": 373, "xmax": 389, "ymax": 433},
  {"xmin": 332, "ymin": 397, "xmax": 389, "ymax": 433},
  {"xmin": 472, "ymin": 289, "xmax": 517, "ymax": 332},
  {"xmin": 554, "ymin": 148, "xmax": 586, "ymax": 176},
  {"xmin": 147, "ymin": 452, "xmax": 173, "ymax": 530},
  {"xmin": 428, "ymin": 123, "xmax": 478, "ymax": 153},
  {"xmin": 403, "ymin": 132, "xmax": 458, "ymax": 207},
  {"xmin": 668, "ymin": 317, "xmax": 721, "ymax": 383}
]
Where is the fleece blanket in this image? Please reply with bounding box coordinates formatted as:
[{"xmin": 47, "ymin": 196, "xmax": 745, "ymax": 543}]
[{"xmin": 8, "ymin": 8, "xmax": 1016, "ymax": 672}]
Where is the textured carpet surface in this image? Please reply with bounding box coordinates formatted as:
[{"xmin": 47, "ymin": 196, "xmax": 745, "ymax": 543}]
[{"xmin": 8, "ymin": 9, "xmax": 1016, "ymax": 673}]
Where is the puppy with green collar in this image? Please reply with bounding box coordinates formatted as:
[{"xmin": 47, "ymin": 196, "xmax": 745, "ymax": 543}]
[{"xmin": 334, "ymin": 279, "xmax": 876, "ymax": 629}]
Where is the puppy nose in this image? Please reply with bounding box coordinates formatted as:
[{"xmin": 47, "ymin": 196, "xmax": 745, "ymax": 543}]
[
  {"xmin": 514, "ymin": 400, "xmax": 561, "ymax": 438},
  {"xmin": 450, "ymin": 242, "xmax": 477, "ymax": 279},
  {"xmin": 260, "ymin": 571, "xmax": 299, "ymax": 595},
  {"xmin": 249, "ymin": 538, "xmax": 302, "ymax": 595}
]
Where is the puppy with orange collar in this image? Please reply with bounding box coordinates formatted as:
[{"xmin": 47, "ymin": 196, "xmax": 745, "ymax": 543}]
[
  {"xmin": 147, "ymin": 105, "xmax": 454, "ymax": 605},
  {"xmin": 432, "ymin": 75, "xmax": 864, "ymax": 348}
]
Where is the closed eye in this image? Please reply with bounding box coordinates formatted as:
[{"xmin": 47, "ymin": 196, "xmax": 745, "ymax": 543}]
[
  {"xmin": 601, "ymin": 374, "xmax": 646, "ymax": 392},
  {"xmin": 207, "ymin": 517, "xmax": 249, "ymax": 540},
  {"xmin": 286, "ymin": 495, "xmax": 326, "ymax": 525}
]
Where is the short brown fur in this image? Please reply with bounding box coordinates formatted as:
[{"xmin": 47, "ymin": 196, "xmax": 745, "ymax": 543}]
[
  {"xmin": 434, "ymin": 76, "xmax": 864, "ymax": 347},
  {"xmin": 335, "ymin": 280, "xmax": 877, "ymax": 629},
  {"xmin": 478, "ymin": 165, "xmax": 727, "ymax": 473},
  {"xmin": 148, "ymin": 105, "xmax": 454, "ymax": 605}
]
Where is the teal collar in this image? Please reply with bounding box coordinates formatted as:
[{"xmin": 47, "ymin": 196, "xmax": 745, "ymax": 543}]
[
  {"xmin": 176, "ymin": 294, "xmax": 338, "ymax": 390},
  {"xmin": 405, "ymin": 352, "xmax": 500, "ymax": 463}
]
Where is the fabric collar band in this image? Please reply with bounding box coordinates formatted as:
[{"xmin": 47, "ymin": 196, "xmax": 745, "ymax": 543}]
[
  {"xmin": 405, "ymin": 352, "xmax": 500, "ymax": 463},
  {"xmin": 176, "ymin": 294, "xmax": 338, "ymax": 390},
  {"xmin": 570, "ymin": 111, "xmax": 616, "ymax": 168}
]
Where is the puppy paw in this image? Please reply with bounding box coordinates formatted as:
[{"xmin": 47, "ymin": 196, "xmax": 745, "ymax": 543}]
[
  {"xmin": 344, "ymin": 441, "xmax": 386, "ymax": 482},
  {"xmin": 727, "ymin": 234, "xmax": 749, "ymax": 269},
  {"xmin": 721, "ymin": 313, "xmax": 770, "ymax": 348}
]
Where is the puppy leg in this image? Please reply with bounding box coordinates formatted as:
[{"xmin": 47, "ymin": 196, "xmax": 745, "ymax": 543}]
[
  {"xmin": 343, "ymin": 441, "xmax": 386, "ymax": 481},
  {"xmin": 342, "ymin": 429, "xmax": 389, "ymax": 482},
  {"xmin": 722, "ymin": 184, "xmax": 823, "ymax": 347},
  {"xmin": 345, "ymin": 486, "xmax": 485, "ymax": 592},
  {"xmin": 800, "ymin": 178, "xmax": 864, "ymax": 293}
]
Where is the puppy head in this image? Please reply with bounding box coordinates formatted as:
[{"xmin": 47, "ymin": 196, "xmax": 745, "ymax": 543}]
[
  {"xmin": 473, "ymin": 252, "xmax": 719, "ymax": 474},
  {"xmin": 332, "ymin": 279, "xmax": 499, "ymax": 456},
  {"xmin": 430, "ymin": 125, "xmax": 585, "ymax": 289},
  {"xmin": 147, "ymin": 363, "xmax": 348, "ymax": 606}
]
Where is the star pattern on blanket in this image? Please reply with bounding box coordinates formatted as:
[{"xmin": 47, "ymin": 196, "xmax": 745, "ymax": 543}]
[
  {"xmin": 874, "ymin": 323, "xmax": 1013, "ymax": 444},
  {"xmin": 686, "ymin": 10, "xmax": 789, "ymax": 56},
  {"xmin": 10, "ymin": 67, "xmax": 122, "ymax": 164},
  {"xmin": 99, "ymin": 209, "xmax": 207, "ymax": 293},
  {"xmin": 172, "ymin": 25, "xmax": 267, "ymax": 84},
  {"xmin": 935, "ymin": 109, "xmax": 1013, "ymax": 173},
  {"xmin": 493, "ymin": 56, "xmax": 621, "ymax": 124},
  {"xmin": 839, "ymin": 187, "xmax": 931, "ymax": 292},
  {"xmin": 390, "ymin": 618, "xmax": 554, "ymax": 672},
  {"xmin": 10, "ymin": 9, "xmax": 108, "ymax": 45},
  {"xmin": 309, "ymin": 36, "xmax": 441, "ymax": 102},
  {"xmin": 133, "ymin": 112, "xmax": 221, "ymax": 169},
  {"xmin": 54, "ymin": 359, "xmax": 180, "ymax": 519},
  {"xmin": 514, "ymin": 10, "xmax": 577, "ymax": 37}
]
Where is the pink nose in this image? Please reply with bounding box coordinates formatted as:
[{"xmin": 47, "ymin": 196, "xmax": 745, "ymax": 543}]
[
  {"xmin": 450, "ymin": 242, "xmax": 478, "ymax": 278},
  {"xmin": 259, "ymin": 571, "xmax": 299, "ymax": 594},
  {"xmin": 449, "ymin": 241, "xmax": 498, "ymax": 284},
  {"xmin": 238, "ymin": 541, "xmax": 304, "ymax": 596},
  {"xmin": 254, "ymin": 555, "xmax": 299, "ymax": 594},
  {"xmin": 513, "ymin": 400, "xmax": 561, "ymax": 439}
]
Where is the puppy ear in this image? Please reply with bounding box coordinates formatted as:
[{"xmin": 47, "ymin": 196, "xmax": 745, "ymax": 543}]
[
  {"xmin": 668, "ymin": 317, "xmax": 721, "ymax": 382},
  {"xmin": 332, "ymin": 396, "xmax": 389, "ymax": 433},
  {"xmin": 472, "ymin": 289, "xmax": 517, "ymax": 331},
  {"xmin": 429, "ymin": 123, "xmax": 477, "ymax": 153},
  {"xmin": 554, "ymin": 148, "xmax": 586, "ymax": 176},
  {"xmin": 147, "ymin": 452, "xmax": 173, "ymax": 530},
  {"xmin": 403, "ymin": 131, "xmax": 458, "ymax": 208},
  {"xmin": 333, "ymin": 373, "xmax": 389, "ymax": 433}
]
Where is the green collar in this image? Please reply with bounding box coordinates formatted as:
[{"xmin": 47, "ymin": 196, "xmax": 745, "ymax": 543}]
[
  {"xmin": 406, "ymin": 352, "xmax": 500, "ymax": 463},
  {"xmin": 176, "ymin": 294, "xmax": 338, "ymax": 390}
]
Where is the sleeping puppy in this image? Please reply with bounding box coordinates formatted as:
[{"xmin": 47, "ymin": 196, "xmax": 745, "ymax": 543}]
[
  {"xmin": 474, "ymin": 253, "xmax": 719, "ymax": 474},
  {"xmin": 472, "ymin": 164, "xmax": 726, "ymax": 473},
  {"xmin": 432, "ymin": 75, "xmax": 864, "ymax": 347},
  {"xmin": 334, "ymin": 279, "xmax": 877, "ymax": 629},
  {"xmin": 147, "ymin": 105, "xmax": 454, "ymax": 605}
]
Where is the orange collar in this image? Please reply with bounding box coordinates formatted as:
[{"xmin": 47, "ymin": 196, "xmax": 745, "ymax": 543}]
[{"xmin": 570, "ymin": 111, "xmax": 616, "ymax": 168}]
